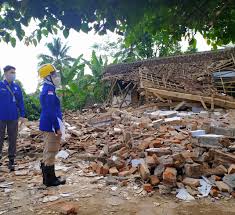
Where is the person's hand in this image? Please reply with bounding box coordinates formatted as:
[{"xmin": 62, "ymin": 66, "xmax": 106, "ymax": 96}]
[{"xmin": 55, "ymin": 129, "xmax": 62, "ymax": 136}]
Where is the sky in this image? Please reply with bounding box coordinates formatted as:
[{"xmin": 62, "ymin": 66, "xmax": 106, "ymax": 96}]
[{"xmin": 0, "ymin": 27, "xmax": 211, "ymax": 94}]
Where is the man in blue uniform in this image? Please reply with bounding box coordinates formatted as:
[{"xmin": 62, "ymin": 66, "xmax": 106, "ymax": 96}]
[
  {"xmin": 0, "ymin": 65, "xmax": 26, "ymax": 171},
  {"xmin": 38, "ymin": 64, "xmax": 66, "ymax": 187}
]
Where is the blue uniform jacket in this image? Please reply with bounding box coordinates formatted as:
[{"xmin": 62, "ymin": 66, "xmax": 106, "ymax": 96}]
[
  {"xmin": 0, "ymin": 80, "xmax": 25, "ymax": 120},
  {"xmin": 39, "ymin": 83, "xmax": 62, "ymax": 132}
]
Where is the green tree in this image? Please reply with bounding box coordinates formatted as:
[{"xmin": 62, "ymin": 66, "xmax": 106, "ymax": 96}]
[
  {"xmin": 83, "ymin": 51, "xmax": 109, "ymax": 102},
  {"xmin": 38, "ymin": 38, "xmax": 76, "ymax": 103},
  {"xmin": 38, "ymin": 38, "xmax": 74, "ymax": 68},
  {"xmin": 1, "ymin": 1, "xmax": 234, "ymax": 48},
  {"xmin": 15, "ymin": 80, "xmax": 40, "ymax": 121},
  {"xmin": 185, "ymin": 45, "xmax": 199, "ymax": 54},
  {"xmin": 59, "ymin": 51, "xmax": 110, "ymax": 110}
]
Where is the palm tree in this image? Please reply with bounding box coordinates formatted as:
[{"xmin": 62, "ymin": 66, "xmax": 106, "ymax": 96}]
[
  {"xmin": 38, "ymin": 38, "xmax": 76, "ymax": 104},
  {"xmin": 38, "ymin": 38, "xmax": 74, "ymax": 69}
]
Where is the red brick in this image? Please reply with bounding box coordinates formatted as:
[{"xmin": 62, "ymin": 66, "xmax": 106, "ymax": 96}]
[
  {"xmin": 215, "ymin": 181, "xmax": 231, "ymax": 192},
  {"xmin": 138, "ymin": 141, "xmax": 150, "ymax": 151},
  {"xmin": 152, "ymin": 154, "xmax": 159, "ymax": 164},
  {"xmin": 172, "ymin": 153, "xmax": 185, "ymax": 168},
  {"xmin": 58, "ymin": 202, "xmax": 78, "ymax": 215},
  {"xmin": 130, "ymin": 152, "xmax": 138, "ymax": 159},
  {"xmin": 228, "ymin": 164, "xmax": 235, "ymax": 174},
  {"xmin": 210, "ymin": 188, "xmax": 219, "ymax": 197},
  {"xmin": 163, "ymin": 167, "xmax": 177, "ymax": 185},
  {"xmin": 113, "ymin": 147, "xmax": 128, "ymax": 156},
  {"xmin": 151, "ymin": 140, "xmax": 162, "ymax": 147},
  {"xmin": 184, "ymin": 163, "xmax": 202, "ymax": 178},
  {"xmin": 96, "ymin": 164, "xmax": 104, "ymax": 175},
  {"xmin": 120, "ymin": 180, "xmax": 128, "ymax": 187},
  {"xmin": 121, "ymin": 152, "xmax": 129, "ymax": 159},
  {"xmin": 143, "ymin": 184, "xmax": 153, "ymax": 193},
  {"xmin": 182, "ymin": 177, "xmax": 200, "ymax": 188},
  {"xmin": 119, "ymin": 166, "xmax": 129, "ymax": 172},
  {"xmin": 109, "ymin": 167, "xmax": 119, "ymax": 176},
  {"xmin": 145, "ymin": 156, "xmax": 157, "ymax": 168},
  {"xmin": 118, "ymin": 171, "xmax": 130, "ymax": 177},
  {"xmin": 139, "ymin": 163, "xmax": 150, "ymax": 181},
  {"xmin": 211, "ymin": 175, "xmax": 221, "ymax": 181},
  {"xmin": 129, "ymin": 167, "xmax": 138, "ymax": 174},
  {"xmin": 103, "ymin": 164, "xmax": 109, "ymax": 176},
  {"xmin": 90, "ymin": 162, "xmax": 97, "ymax": 172},
  {"xmin": 149, "ymin": 175, "xmax": 160, "ymax": 186}
]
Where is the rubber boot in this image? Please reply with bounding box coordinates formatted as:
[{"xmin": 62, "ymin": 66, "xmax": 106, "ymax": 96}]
[
  {"xmin": 51, "ymin": 165, "xmax": 66, "ymax": 185},
  {"xmin": 41, "ymin": 162, "xmax": 63, "ymax": 185},
  {"xmin": 40, "ymin": 161, "xmax": 45, "ymax": 184},
  {"xmin": 43, "ymin": 165, "xmax": 65, "ymax": 187},
  {"xmin": 8, "ymin": 159, "xmax": 15, "ymax": 171}
]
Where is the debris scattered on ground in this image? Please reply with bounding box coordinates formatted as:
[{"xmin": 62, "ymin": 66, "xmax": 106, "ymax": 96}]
[{"xmin": 1, "ymin": 105, "xmax": 235, "ymax": 215}]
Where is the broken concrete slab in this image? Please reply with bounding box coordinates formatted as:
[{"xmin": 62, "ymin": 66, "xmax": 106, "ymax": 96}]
[
  {"xmin": 193, "ymin": 134, "xmax": 230, "ymax": 148},
  {"xmin": 210, "ymin": 126, "xmax": 235, "ymax": 137},
  {"xmin": 182, "ymin": 177, "xmax": 200, "ymax": 188},
  {"xmin": 215, "ymin": 181, "xmax": 232, "ymax": 193},
  {"xmin": 139, "ymin": 163, "xmax": 150, "ymax": 181},
  {"xmin": 184, "ymin": 163, "xmax": 202, "ymax": 178},
  {"xmin": 146, "ymin": 147, "xmax": 172, "ymax": 157},
  {"xmin": 163, "ymin": 167, "xmax": 177, "ymax": 186},
  {"xmin": 190, "ymin": 130, "xmax": 206, "ymax": 137},
  {"xmin": 228, "ymin": 164, "xmax": 235, "ymax": 174},
  {"xmin": 209, "ymin": 150, "xmax": 235, "ymax": 168},
  {"xmin": 223, "ymin": 173, "xmax": 235, "ymax": 189},
  {"xmin": 149, "ymin": 175, "xmax": 160, "ymax": 186},
  {"xmin": 154, "ymin": 164, "xmax": 165, "ymax": 178}
]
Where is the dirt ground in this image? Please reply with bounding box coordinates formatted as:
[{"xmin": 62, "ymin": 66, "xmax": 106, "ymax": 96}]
[{"xmin": 0, "ymin": 156, "xmax": 235, "ymax": 215}]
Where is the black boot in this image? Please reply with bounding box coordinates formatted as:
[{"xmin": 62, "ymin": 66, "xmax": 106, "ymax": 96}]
[
  {"xmin": 40, "ymin": 161, "xmax": 45, "ymax": 184},
  {"xmin": 43, "ymin": 165, "xmax": 66, "ymax": 187},
  {"xmin": 41, "ymin": 162, "xmax": 62, "ymax": 184},
  {"xmin": 51, "ymin": 165, "xmax": 66, "ymax": 185},
  {"xmin": 8, "ymin": 159, "xmax": 15, "ymax": 171}
]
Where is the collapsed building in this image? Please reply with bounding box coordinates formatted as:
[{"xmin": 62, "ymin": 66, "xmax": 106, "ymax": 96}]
[{"xmin": 103, "ymin": 48, "xmax": 235, "ymax": 109}]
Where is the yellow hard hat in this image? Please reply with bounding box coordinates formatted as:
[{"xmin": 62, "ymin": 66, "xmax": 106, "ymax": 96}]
[{"xmin": 38, "ymin": 64, "xmax": 56, "ymax": 78}]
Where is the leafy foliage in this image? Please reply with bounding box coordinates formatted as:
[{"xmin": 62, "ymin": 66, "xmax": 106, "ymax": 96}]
[
  {"xmin": 0, "ymin": 1, "xmax": 234, "ymax": 47},
  {"xmin": 38, "ymin": 38, "xmax": 74, "ymax": 68},
  {"xmin": 15, "ymin": 80, "xmax": 40, "ymax": 121},
  {"xmin": 57, "ymin": 50, "xmax": 109, "ymax": 110}
]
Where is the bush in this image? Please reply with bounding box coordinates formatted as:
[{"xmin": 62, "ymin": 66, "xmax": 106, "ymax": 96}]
[{"xmin": 24, "ymin": 93, "xmax": 41, "ymax": 121}]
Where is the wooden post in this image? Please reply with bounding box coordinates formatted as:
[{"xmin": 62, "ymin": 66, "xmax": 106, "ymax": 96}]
[
  {"xmin": 211, "ymin": 95, "xmax": 214, "ymax": 111},
  {"xmin": 200, "ymin": 97, "xmax": 208, "ymax": 110},
  {"xmin": 106, "ymin": 79, "xmax": 117, "ymax": 105},
  {"xmin": 120, "ymin": 84, "xmax": 134, "ymax": 109}
]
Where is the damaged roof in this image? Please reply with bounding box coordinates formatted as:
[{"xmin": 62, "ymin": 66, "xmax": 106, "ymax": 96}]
[{"xmin": 104, "ymin": 48, "xmax": 235, "ymax": 77}]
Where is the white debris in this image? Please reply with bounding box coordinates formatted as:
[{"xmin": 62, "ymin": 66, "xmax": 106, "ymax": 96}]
[
  {"xmin": 176, "ymin": 188, "xmax": 195, "ymax": 201},
  {"xmin": 191, "ymin": 130, "xmax": 206, "ymax": 137},
  {"xmin": 56, "ymin": 150, "xmax": 70, "ymax": 159},
  {"xmin": 42, "ymin": 195, "xmax": 60, "ymax": 203},
  {"xmin": 198, "ymin": 176, "xmax": 212, "ymax": 197}
]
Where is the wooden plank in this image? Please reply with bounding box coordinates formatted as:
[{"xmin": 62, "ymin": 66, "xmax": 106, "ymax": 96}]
[
  {"xmin": 106, "ymin": 79, "xmax": 117, "ymax": 104},
  {"xmin": 211, "ymin": 95, "xmax": 215, "ymax": 111},
  {"xmin": 174, "ymin": 101, "xmax": 186, "ymax": 111},
  {"xmin": 220, "ymin": 76, "xmax": 226, "ymax": 93},
  {"xmin": 146, "ymin": 87, "xmax": 235, "ymax": 109},
  {"xmin": 231, "ymin": 54, "xmax": 235, "ymax": 65},
  {"xmin": 200, "ymin": 97, "xmax": 208, "ymax": 110},
  {"xmin": 151, "ymin": 92, "xmax": 166, "ymax": 102}
]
